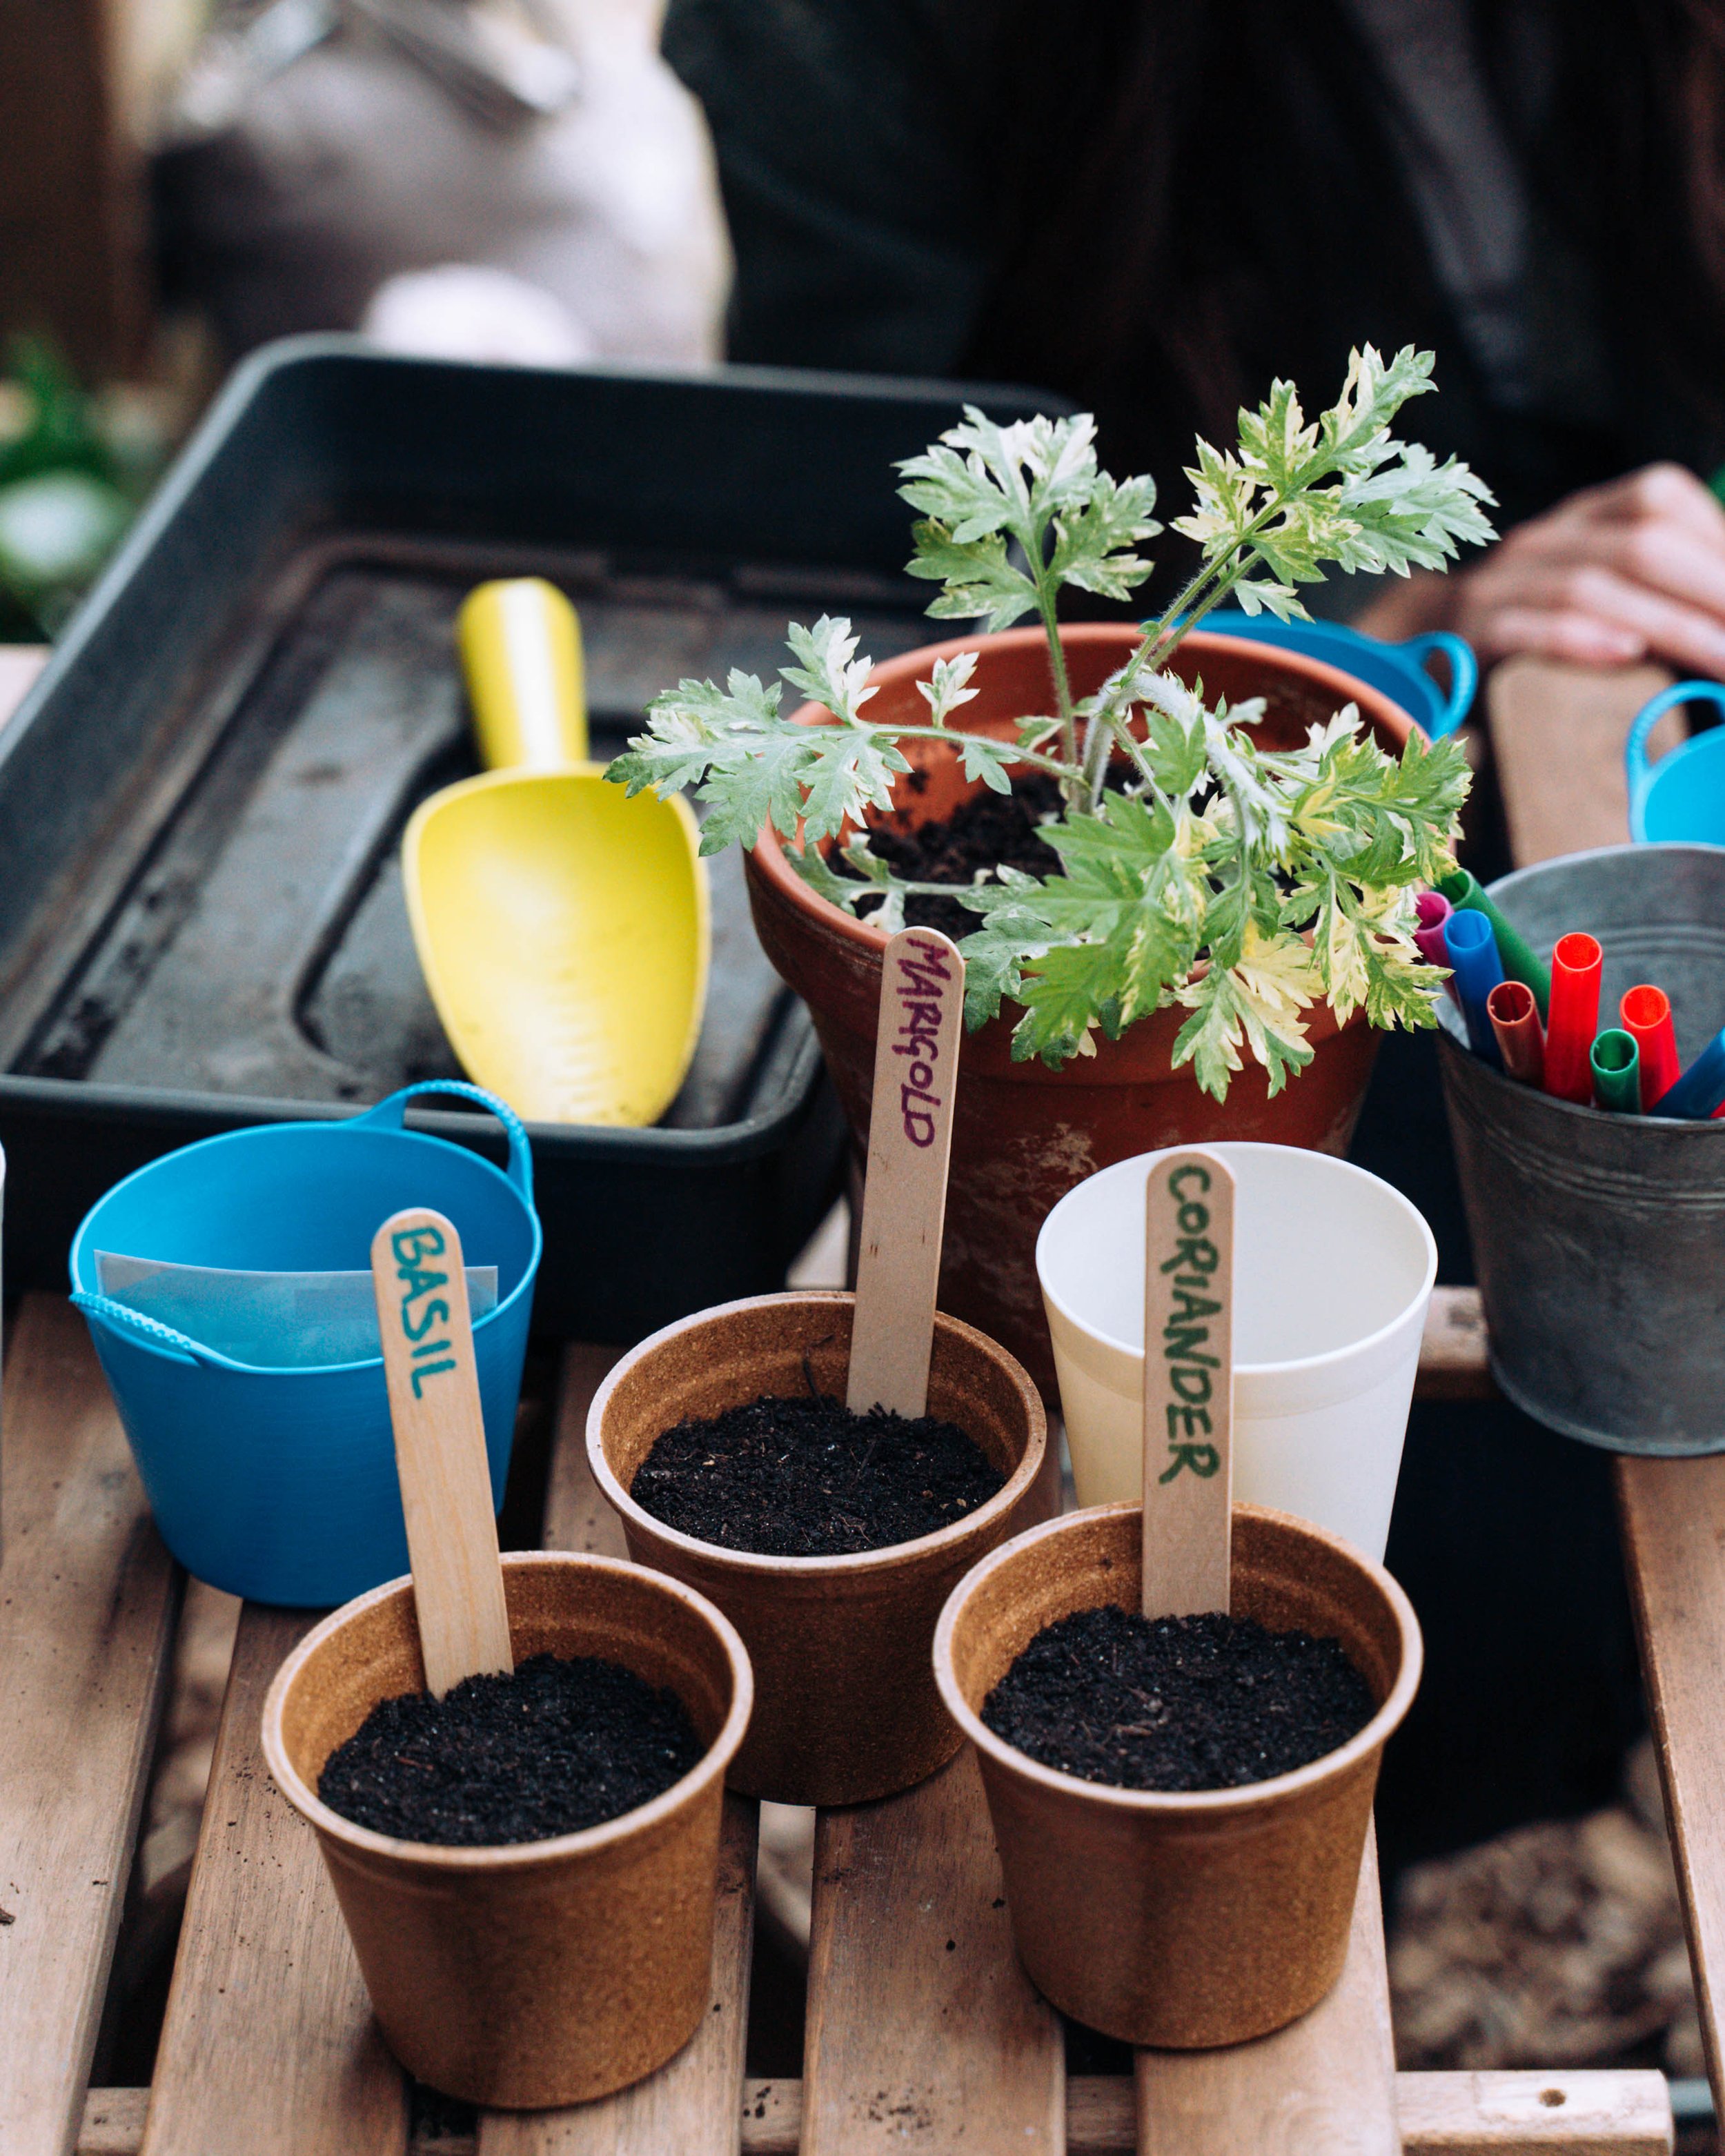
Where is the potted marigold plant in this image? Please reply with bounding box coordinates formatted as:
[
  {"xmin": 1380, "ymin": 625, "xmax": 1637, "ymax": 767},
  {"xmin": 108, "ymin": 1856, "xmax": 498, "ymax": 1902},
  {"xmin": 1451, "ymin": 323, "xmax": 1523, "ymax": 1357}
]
[{"xmin": 610, "ymin": 348, "xmax": 1493, "ymax": 1388}]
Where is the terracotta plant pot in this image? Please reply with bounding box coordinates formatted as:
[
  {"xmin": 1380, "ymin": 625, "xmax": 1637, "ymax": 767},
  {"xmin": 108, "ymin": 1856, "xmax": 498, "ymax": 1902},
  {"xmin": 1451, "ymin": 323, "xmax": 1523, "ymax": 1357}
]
[
  {"xmin": 932, "ymin": 1502, "xmax": 1421, "ymax": 2048},
  {"xmin": 745, "ymin": 625, "xmax": 1417, "ymax": 1396},
  {"xmin": 261, "ymin": 1551, "xmax": 752, "ymax": 2108},
  {"xmin": 588, "ymin": 1289, "xmax": 1048, "ymax": 1806}
]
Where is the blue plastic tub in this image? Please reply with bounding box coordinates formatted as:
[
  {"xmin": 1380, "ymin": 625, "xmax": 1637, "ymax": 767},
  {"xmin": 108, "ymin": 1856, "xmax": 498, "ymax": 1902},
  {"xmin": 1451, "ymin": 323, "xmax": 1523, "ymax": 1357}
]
[
  {"xmin": 1627, "ymin": 680, "xmax": 1725, "ymax": 844},
  {"xmin": 70, "ymin": 1081, "xmax": 541, "ymax": 1605},
  {"xmin": 1205, "ymin": 612, "xmax": 1476, "ymax": 738}
]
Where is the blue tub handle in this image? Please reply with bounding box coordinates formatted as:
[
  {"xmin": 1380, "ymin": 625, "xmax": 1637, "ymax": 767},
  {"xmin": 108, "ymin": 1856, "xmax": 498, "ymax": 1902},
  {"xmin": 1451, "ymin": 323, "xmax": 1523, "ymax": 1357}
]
[
  {"xmin": 353, "ymin": 1082, "xmax": 533, "ymax": 1203},
  {"xmin": 1626, "ymin": 682, "xmax": 1725, "ymax": 831},
  {"xmin": 71, "ymin": 1290, "xmax": 219, "ymax": 1369},
  {"xmin": 1398, "ymin": 632, "xmax": 1477, "ymax": 740}
]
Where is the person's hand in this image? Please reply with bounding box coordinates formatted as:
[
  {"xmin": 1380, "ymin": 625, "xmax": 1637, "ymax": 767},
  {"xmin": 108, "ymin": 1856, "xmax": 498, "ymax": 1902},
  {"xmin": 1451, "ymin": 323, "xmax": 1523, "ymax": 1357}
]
[
  {"xmin": 1450, "ymin": 464, "xmax": 1725, "ymax": 671},
  {"xmin": 1358, "ymin": 463, "xmax": 1725, "ymax": 675}
]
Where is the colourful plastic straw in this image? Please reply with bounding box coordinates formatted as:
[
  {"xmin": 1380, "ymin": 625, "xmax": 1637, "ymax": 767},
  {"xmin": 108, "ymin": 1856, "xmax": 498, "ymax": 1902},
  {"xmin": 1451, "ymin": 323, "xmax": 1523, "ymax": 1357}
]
[
  {"xmin": 1437, "ymin": 869, "xmax": 1552, "ymax": 1021},
  {"xmin": 1590, "ymin": 1029, "xmax": 1641, "ymax": 1113},
  {"xmin": 1619, "ymin": 985, "xmax": 1681, "ymax": 1108},
  {"xmin": 1648, "ymin": 1027, "xmax": 1725, "ymax": 1120},
  {"xmin": 1544, "ymin": 932, "xmax": 1602, "ymax": 1105},
  {"xmin": 1414, "ymin": 892, "xmax": 1459, "ymax": 1005},
  {"xmin": 1486, "ymin": 980, "xmax": 1544, "ymax": 1086},
  {"xmin": 1443, "ymin": 908, "xmax": 1505, "ymax": 1069}
]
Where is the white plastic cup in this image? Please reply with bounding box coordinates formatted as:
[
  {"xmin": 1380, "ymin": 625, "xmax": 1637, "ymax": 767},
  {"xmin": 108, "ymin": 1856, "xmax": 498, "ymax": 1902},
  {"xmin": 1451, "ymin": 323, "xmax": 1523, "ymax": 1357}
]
[{"xmin": 1036, "ymin": 1143, "xmax": 1437, "ymax": 1562}]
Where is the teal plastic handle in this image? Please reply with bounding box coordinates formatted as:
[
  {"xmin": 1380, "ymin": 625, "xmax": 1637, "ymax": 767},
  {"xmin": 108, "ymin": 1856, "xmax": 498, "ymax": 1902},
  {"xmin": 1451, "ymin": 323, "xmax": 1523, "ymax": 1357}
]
[
  {"xmin": 1398, "ymin": 632, "xmax": 1477, "ymax": 740},
  {"xmin": 1624, "ymin": 681, "xmax": 1725, "ymax": 829},
  {"xmin": 70, "ymin": 1289, "xmax": 228, "ymax": 1370},
  {"xmin": 354, "ymin": 1080, "xmax": 533, "ymax": 1203}
]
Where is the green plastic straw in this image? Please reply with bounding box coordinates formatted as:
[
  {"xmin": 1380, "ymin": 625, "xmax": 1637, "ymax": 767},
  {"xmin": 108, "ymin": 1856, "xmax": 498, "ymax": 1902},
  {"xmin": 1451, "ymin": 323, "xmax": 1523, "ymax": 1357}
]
[
  {"xmin": 1590, "ymin": 1028, "xmax": 1642, "ymax": 1114},
  {"xmin": 1437, "ymin": 869, "xmax": 1552, "ymax": 1022}
]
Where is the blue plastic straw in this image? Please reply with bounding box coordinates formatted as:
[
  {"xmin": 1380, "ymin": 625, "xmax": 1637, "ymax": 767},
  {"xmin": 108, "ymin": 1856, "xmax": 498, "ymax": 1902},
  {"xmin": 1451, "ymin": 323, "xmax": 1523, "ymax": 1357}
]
[
  {"xmin": 1648, "ymin": 1026, "xmax": 1725, "ymax": 1120},
  {"xmin": 1443, "ymin": 908, "xmax": 1505, "ymax": 1069}
]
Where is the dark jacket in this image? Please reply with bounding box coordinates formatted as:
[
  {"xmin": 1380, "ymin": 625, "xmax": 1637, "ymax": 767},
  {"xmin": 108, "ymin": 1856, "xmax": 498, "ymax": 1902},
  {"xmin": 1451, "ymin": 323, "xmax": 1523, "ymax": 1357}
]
[{"xmin": 665, "ymin": 0, "xmax": 1719, "ymax": 542}]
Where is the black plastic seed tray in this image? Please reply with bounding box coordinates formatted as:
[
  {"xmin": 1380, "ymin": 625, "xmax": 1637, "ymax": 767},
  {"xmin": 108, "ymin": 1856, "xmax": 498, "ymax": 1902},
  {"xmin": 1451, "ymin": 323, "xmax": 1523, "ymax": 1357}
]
[{"xmin": 0, "ymin": 339, "xmax": 1048, "ymax": 1339}]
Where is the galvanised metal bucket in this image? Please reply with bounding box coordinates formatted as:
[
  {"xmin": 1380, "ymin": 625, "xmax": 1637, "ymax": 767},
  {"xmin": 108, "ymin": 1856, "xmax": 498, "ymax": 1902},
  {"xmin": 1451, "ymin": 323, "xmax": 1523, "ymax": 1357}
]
[{"xmin": 1437, "ymin": 844, "xmax": 1725, "ymax": 1452}]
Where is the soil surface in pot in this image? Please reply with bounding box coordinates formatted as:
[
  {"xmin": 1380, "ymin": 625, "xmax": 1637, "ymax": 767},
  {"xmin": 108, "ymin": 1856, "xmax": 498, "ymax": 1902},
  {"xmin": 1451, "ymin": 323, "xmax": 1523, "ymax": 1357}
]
[
  {"xmin": 845, "ymin": 772, "xmax": 1064, "ymax": 940},
  {"xmin": 317, "ymin": 1652, "xmax": 704, "ymax": 1845},
  {"xmin": 631, "ymin": 1391, "xmax": 1005, "ymax": 1558},
  {"xmin": 983, "ymin": 1604, "xmax": 1374, "ymax": 1794}
]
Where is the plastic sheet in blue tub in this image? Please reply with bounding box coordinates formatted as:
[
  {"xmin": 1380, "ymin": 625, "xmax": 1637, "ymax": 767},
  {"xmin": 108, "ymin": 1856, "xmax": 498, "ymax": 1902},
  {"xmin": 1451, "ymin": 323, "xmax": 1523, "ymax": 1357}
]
[{"xmin": 69, "ymin": 1081, "xmax": 542, "ymax": 1605}]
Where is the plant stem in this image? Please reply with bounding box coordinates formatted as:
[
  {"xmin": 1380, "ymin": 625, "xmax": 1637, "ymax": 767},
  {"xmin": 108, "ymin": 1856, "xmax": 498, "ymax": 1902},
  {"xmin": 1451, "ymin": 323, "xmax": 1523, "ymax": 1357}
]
[
  {"xmin": 1138, "ymin": 551, "xmax": 1251, "ymax": 673},
  {"xmin": 1116, "ymin": 728, "xmax": 1179, "ymax": 819},
  {"xmin": 1121, "ymin": 483, "xmax": 1302, "ymax": 692},
  {"xmin": 1082, "ymin": 709, "xmax": 1118, "ymax": 811},
  {"xmin": 860, "ymin": 720, "xmax": 1080, "ymax": 787},
  {"xmin": 1035, "ymin": 579, "xmax": 1081, "ymax": 780}
]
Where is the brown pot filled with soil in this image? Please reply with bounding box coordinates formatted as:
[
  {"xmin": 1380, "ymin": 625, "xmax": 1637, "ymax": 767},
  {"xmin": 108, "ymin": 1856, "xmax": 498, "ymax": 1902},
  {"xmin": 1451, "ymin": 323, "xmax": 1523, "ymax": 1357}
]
[
  {"xmin": 745, "ymin": 625, "xmax": 1414, "ymax": 1398},
  {"xmin": 261, "ymin": 1551, "xmax": 752, "ymax": 2108},
  {"xmin": 932, "ymin": 1501, "xmax": 1421, "ymax": 2048},
  {"xmin": 588, "ymin": 1289, "xmax": 1047, "ymax": 1806}
]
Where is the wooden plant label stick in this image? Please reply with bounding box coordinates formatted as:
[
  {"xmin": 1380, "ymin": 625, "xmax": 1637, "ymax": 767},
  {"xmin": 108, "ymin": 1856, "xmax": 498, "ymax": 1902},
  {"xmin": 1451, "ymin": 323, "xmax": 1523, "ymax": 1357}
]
[
  {"xmin": 371, "ymin": 1206, "xmax": 513, "ymax": 1697},
  {"xmin": 1142, "ymin": 1149, "xmax": 1235, "ymax": 1617},
  {"xmin": 847, "ymin": 927, "xmax": 965, "ymax": 1417}
]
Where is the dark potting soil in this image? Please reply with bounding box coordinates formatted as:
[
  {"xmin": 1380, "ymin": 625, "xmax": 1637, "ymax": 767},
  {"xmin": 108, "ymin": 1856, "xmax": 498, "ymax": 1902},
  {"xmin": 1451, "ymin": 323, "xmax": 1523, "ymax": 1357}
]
[
  {"xmin": 982, "ymin": 1603, "xmax": 1376, "ymax": 1794},
  {"xmin": 845, "ymin": 771, "xmax": 1067, "ymax": 940},
  {"xmin": 630, "ymin": 1391, "xmax": 1006, "ymax": 1558},
  {"xmin": 317, "ymin": 1652, "xmax": 704, "ymax": 1846}
]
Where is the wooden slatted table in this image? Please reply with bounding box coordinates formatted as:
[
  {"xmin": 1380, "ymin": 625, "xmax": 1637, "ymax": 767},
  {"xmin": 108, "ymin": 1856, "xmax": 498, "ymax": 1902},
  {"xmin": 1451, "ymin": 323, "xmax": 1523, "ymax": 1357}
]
[
  {"xmin": 0, "ymin": 1300, "xmax": 1674, "ymax": 2156},
  {"xmin": 0, "ymin": 649, "xmax": 1695, "ymax": 2155}
]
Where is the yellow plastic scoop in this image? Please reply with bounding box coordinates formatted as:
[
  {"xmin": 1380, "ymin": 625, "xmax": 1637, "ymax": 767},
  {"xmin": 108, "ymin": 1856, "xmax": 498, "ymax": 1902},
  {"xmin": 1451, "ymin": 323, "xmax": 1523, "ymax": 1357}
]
[{"xmin": 403, "ymin": 578, "xmax": 708, "ymax": 1125}]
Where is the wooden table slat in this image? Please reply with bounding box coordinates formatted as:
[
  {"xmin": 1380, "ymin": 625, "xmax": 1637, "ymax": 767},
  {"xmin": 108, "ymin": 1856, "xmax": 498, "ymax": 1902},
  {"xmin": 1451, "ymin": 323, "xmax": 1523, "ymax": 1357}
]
[
  {"xmin": 82, "ymin": 2069, "xmax": 1677, "ymax": 2155},
  {"xmin": 139, "ymin": 1603, "xmax": 409, "ymax": 2156},
  {"xmin": 1418, "ymin": 1287, "xmax": 1494, "ymax": 1401},
  {"xmin": 1617, "ymin": 1454, "xmax": 1725, "ymax": 2099},
  {"xmin": 1135, "ymin": 1829, "xmax": 1401, "ymax": 2155},
  {"xmin": 1486, "ymin": 656, "xmax": 1666, "ymax": 866},
  {"xmin": 801, "ymin": 1744, "xmax": 1064, "ymax": 2155},
  {"xmin": 0, "ymin": 1296, "xmax": 182, "ymax": 2156},
  {"xmin": 1393, "ymin": 2068, "xmax": 1673, "ymax": 2153},
  {"xmin": 479, "ymin": 1344, "xmax": 758, "ymax": 2156}
]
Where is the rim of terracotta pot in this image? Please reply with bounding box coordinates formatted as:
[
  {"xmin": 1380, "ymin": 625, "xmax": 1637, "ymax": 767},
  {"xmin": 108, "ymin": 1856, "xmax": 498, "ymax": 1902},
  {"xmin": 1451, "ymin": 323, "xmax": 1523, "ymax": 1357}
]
[
  {"xmin": 749, "ymin": 623, "xmax": 1421, "ymax": 958},
  {"xmin": 261, "ymin": 1550, "xmax": 754, "ymax": 1869},
  {"xmin": 932, "ymin": 1499, "xmax": 1422, "ymax": 1817},
  {"xmin": 586, "ymin": 1289, "xmax": 1047, "ymax": 1579}
]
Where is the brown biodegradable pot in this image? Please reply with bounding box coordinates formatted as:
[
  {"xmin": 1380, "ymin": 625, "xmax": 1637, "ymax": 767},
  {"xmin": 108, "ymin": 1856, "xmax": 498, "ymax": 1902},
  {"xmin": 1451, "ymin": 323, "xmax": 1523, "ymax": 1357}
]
[
  {"xmin": 745, "ymin": 625, "xmax": 1416, "ymax": 1398},
  {"xmin": 932, "ymin": 1501, "xmax": 1421, "ymax": 2048},
  {"xmin": 588, "ymin": 1289, "xmax": 1048, "ymax": 1807},
  {"xmin": 261, "ymin": 1551, "xmax": 752, "ymax": 2109}
]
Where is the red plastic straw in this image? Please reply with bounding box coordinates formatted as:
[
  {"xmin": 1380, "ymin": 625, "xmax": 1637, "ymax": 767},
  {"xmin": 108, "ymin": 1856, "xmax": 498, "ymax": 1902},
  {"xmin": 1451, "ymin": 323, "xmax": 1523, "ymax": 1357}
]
[
  {"xmin": 1544, "ymin": 932, "xmax": 1602, "ymax": 1105},
  {"xmin": 1620, "ymin": 985, "xmax": 1681, "ymax": 1108},
  {"xmin": 1487, "ymin": 979, "xmax": 1544, "ymax": 1086}
]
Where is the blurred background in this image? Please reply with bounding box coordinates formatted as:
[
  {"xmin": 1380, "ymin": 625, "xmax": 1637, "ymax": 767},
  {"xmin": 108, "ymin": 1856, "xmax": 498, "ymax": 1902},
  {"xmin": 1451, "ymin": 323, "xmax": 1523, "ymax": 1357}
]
[{"xmin": 0, "ymin": 0, "xmax": 729, "ymax": 639}]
